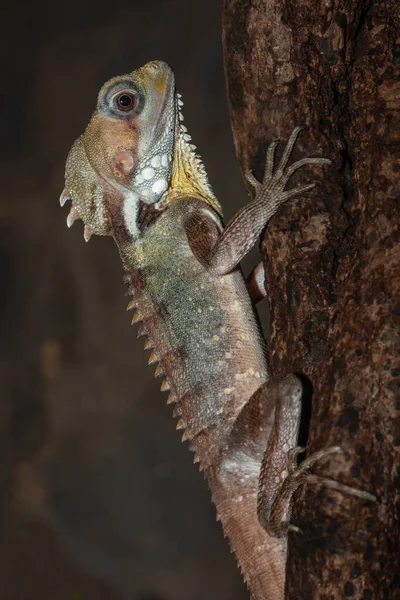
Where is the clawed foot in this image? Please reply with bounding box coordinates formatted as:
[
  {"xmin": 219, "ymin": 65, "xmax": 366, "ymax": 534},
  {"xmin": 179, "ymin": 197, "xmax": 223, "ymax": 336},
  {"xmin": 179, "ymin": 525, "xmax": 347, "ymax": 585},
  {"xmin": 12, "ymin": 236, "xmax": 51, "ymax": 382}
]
[
  {"xmin": 290, "ymin": 445, "xmax": 377, "ymax": 502},
  {"xmin": 200, "ymin": 126, "xmax": 331, "ymax": 276},
  {"xmin": 245, "ymin": 126, "xmax": 331, "ymax": 208},
  {"xmin": 263, "ymin": 444, "xmax": 376, "ymax": 538}
]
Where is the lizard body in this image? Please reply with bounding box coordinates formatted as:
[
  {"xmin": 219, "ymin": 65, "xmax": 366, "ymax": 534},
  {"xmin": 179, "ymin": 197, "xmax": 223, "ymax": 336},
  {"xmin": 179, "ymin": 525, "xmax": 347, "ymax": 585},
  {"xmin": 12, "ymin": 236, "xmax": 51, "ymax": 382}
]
[
  {"xmin": 119, "ymin": 196, "xmax": 284, "ymax": 597},
  {"xmin": 60, "ymin": 61, "xmax": 375, "ymax": 599}
]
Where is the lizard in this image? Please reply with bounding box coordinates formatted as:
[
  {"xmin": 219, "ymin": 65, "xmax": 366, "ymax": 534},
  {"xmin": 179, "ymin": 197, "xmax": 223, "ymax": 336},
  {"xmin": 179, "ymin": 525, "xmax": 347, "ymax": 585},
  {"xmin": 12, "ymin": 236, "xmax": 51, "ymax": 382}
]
[{"xmin": 59, "ymin": 60, "xmax": 376, "ymax": 600}]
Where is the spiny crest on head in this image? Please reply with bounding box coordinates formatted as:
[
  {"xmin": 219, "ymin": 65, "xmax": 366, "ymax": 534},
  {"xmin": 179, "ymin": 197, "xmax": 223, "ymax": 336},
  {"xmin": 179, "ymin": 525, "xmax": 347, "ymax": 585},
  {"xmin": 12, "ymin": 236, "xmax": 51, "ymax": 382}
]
[{"xmin": 165, "ymin": 93, "xmax": 223, "ymax": 216}]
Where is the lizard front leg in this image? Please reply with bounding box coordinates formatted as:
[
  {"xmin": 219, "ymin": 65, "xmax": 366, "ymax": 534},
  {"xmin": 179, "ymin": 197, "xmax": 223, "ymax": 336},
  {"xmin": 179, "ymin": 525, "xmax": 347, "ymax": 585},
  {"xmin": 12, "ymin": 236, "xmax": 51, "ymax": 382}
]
[{"xmin": 206, "ymin": 127, "xmax": 331, "ymax": 275}]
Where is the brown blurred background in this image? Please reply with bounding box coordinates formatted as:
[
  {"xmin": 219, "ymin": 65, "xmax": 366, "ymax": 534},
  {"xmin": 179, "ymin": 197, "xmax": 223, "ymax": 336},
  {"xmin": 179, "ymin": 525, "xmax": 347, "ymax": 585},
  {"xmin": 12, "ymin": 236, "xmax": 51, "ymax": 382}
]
[{"xmin": 0, "ymin": 1, "xmax": 255, "ymax": 599}]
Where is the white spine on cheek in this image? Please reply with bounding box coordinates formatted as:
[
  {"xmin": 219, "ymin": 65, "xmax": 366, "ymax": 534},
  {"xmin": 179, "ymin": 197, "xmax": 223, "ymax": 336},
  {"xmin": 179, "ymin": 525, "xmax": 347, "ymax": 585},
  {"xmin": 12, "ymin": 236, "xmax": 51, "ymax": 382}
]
[{"xmin": 123, "ymin": 191, "xmax": 140, "ymax": 236}]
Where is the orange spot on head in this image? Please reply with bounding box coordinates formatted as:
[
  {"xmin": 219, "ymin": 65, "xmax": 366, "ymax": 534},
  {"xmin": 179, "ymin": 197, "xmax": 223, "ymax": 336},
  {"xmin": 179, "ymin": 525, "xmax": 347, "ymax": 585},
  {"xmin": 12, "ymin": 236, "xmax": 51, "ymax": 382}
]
[{"xmin": 156, "ymin": 79, "xmax": 164, "ymax": 91}]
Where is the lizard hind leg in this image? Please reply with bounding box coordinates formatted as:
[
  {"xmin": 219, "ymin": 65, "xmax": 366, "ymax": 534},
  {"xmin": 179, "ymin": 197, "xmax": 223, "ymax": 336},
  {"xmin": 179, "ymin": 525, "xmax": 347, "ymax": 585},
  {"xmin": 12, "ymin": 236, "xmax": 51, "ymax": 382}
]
[
  {"xmin": 216, "ymin": 375, "xmax": 302, "ymax": 515},
  {"xmin": 257, "ymin": 377, "xmax": 377, "ymax": 538}
]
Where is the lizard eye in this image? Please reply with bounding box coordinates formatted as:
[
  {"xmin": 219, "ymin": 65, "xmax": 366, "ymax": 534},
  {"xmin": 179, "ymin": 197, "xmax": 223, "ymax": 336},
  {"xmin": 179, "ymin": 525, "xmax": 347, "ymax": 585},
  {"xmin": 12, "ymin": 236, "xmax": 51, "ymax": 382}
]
[{"xmin": 115, "ymin": 91, "xmax": 137, "ymax": 112}]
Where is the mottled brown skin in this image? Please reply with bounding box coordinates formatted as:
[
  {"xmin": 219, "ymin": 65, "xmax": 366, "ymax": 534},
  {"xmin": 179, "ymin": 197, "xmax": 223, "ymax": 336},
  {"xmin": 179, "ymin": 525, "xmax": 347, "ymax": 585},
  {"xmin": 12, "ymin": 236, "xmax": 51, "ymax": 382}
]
[
  {"xmin": 61, "ymin": 60, "xmax": 373, "ymax": 600},
  {"xmin": 222, "ymin": 1, "xmax": 399, "ymax": 598}
]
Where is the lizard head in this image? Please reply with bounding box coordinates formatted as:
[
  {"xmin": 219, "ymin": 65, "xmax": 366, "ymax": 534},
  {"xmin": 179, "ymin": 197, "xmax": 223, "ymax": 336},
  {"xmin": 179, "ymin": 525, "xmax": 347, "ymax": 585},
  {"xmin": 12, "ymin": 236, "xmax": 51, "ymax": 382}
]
[{"xmin": 60, "ymin": 60, "xmax": 221, "ymax": 242}]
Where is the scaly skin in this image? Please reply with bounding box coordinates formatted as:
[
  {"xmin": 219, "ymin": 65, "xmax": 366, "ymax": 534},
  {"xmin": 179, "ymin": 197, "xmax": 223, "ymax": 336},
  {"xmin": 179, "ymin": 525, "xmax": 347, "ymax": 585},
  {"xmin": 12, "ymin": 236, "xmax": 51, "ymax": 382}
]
[
  {"xmin": 117, "ymin": 197, "xmax": 284, "ymax": 598},
  {"xmin": 60, "ymin": 61, "xmax": 375, "ymax": 599}
]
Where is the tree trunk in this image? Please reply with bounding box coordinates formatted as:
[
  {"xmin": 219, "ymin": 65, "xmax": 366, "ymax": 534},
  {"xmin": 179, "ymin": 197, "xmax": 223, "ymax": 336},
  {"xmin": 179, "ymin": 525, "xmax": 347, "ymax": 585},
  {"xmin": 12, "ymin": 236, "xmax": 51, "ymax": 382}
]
[{"xmin": 222, "ymin": 1, "xmax": 399, "ymax": 598}]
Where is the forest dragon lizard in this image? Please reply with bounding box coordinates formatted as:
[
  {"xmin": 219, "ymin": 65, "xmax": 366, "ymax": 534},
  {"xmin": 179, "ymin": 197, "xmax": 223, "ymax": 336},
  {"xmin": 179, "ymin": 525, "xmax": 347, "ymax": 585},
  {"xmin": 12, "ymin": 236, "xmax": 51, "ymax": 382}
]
[{"xmin": 60, "ymin": 61, "xmax": 375, "ymax": 600}]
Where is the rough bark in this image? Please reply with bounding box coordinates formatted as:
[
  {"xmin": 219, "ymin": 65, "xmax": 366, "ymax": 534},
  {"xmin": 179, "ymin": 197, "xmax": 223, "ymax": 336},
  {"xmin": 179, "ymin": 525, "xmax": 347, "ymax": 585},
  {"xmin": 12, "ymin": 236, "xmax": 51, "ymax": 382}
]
[{"xmin": 222, "ymin": 1, "xmax": 399, "ymax": 599}]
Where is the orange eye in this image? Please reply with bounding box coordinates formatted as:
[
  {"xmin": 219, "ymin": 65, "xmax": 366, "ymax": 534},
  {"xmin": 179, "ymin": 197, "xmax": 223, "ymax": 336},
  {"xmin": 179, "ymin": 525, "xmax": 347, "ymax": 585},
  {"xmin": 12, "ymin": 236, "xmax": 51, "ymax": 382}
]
[{"xmin": 115, "ymin": 92, "xmax": 137, "ymax": 111}]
